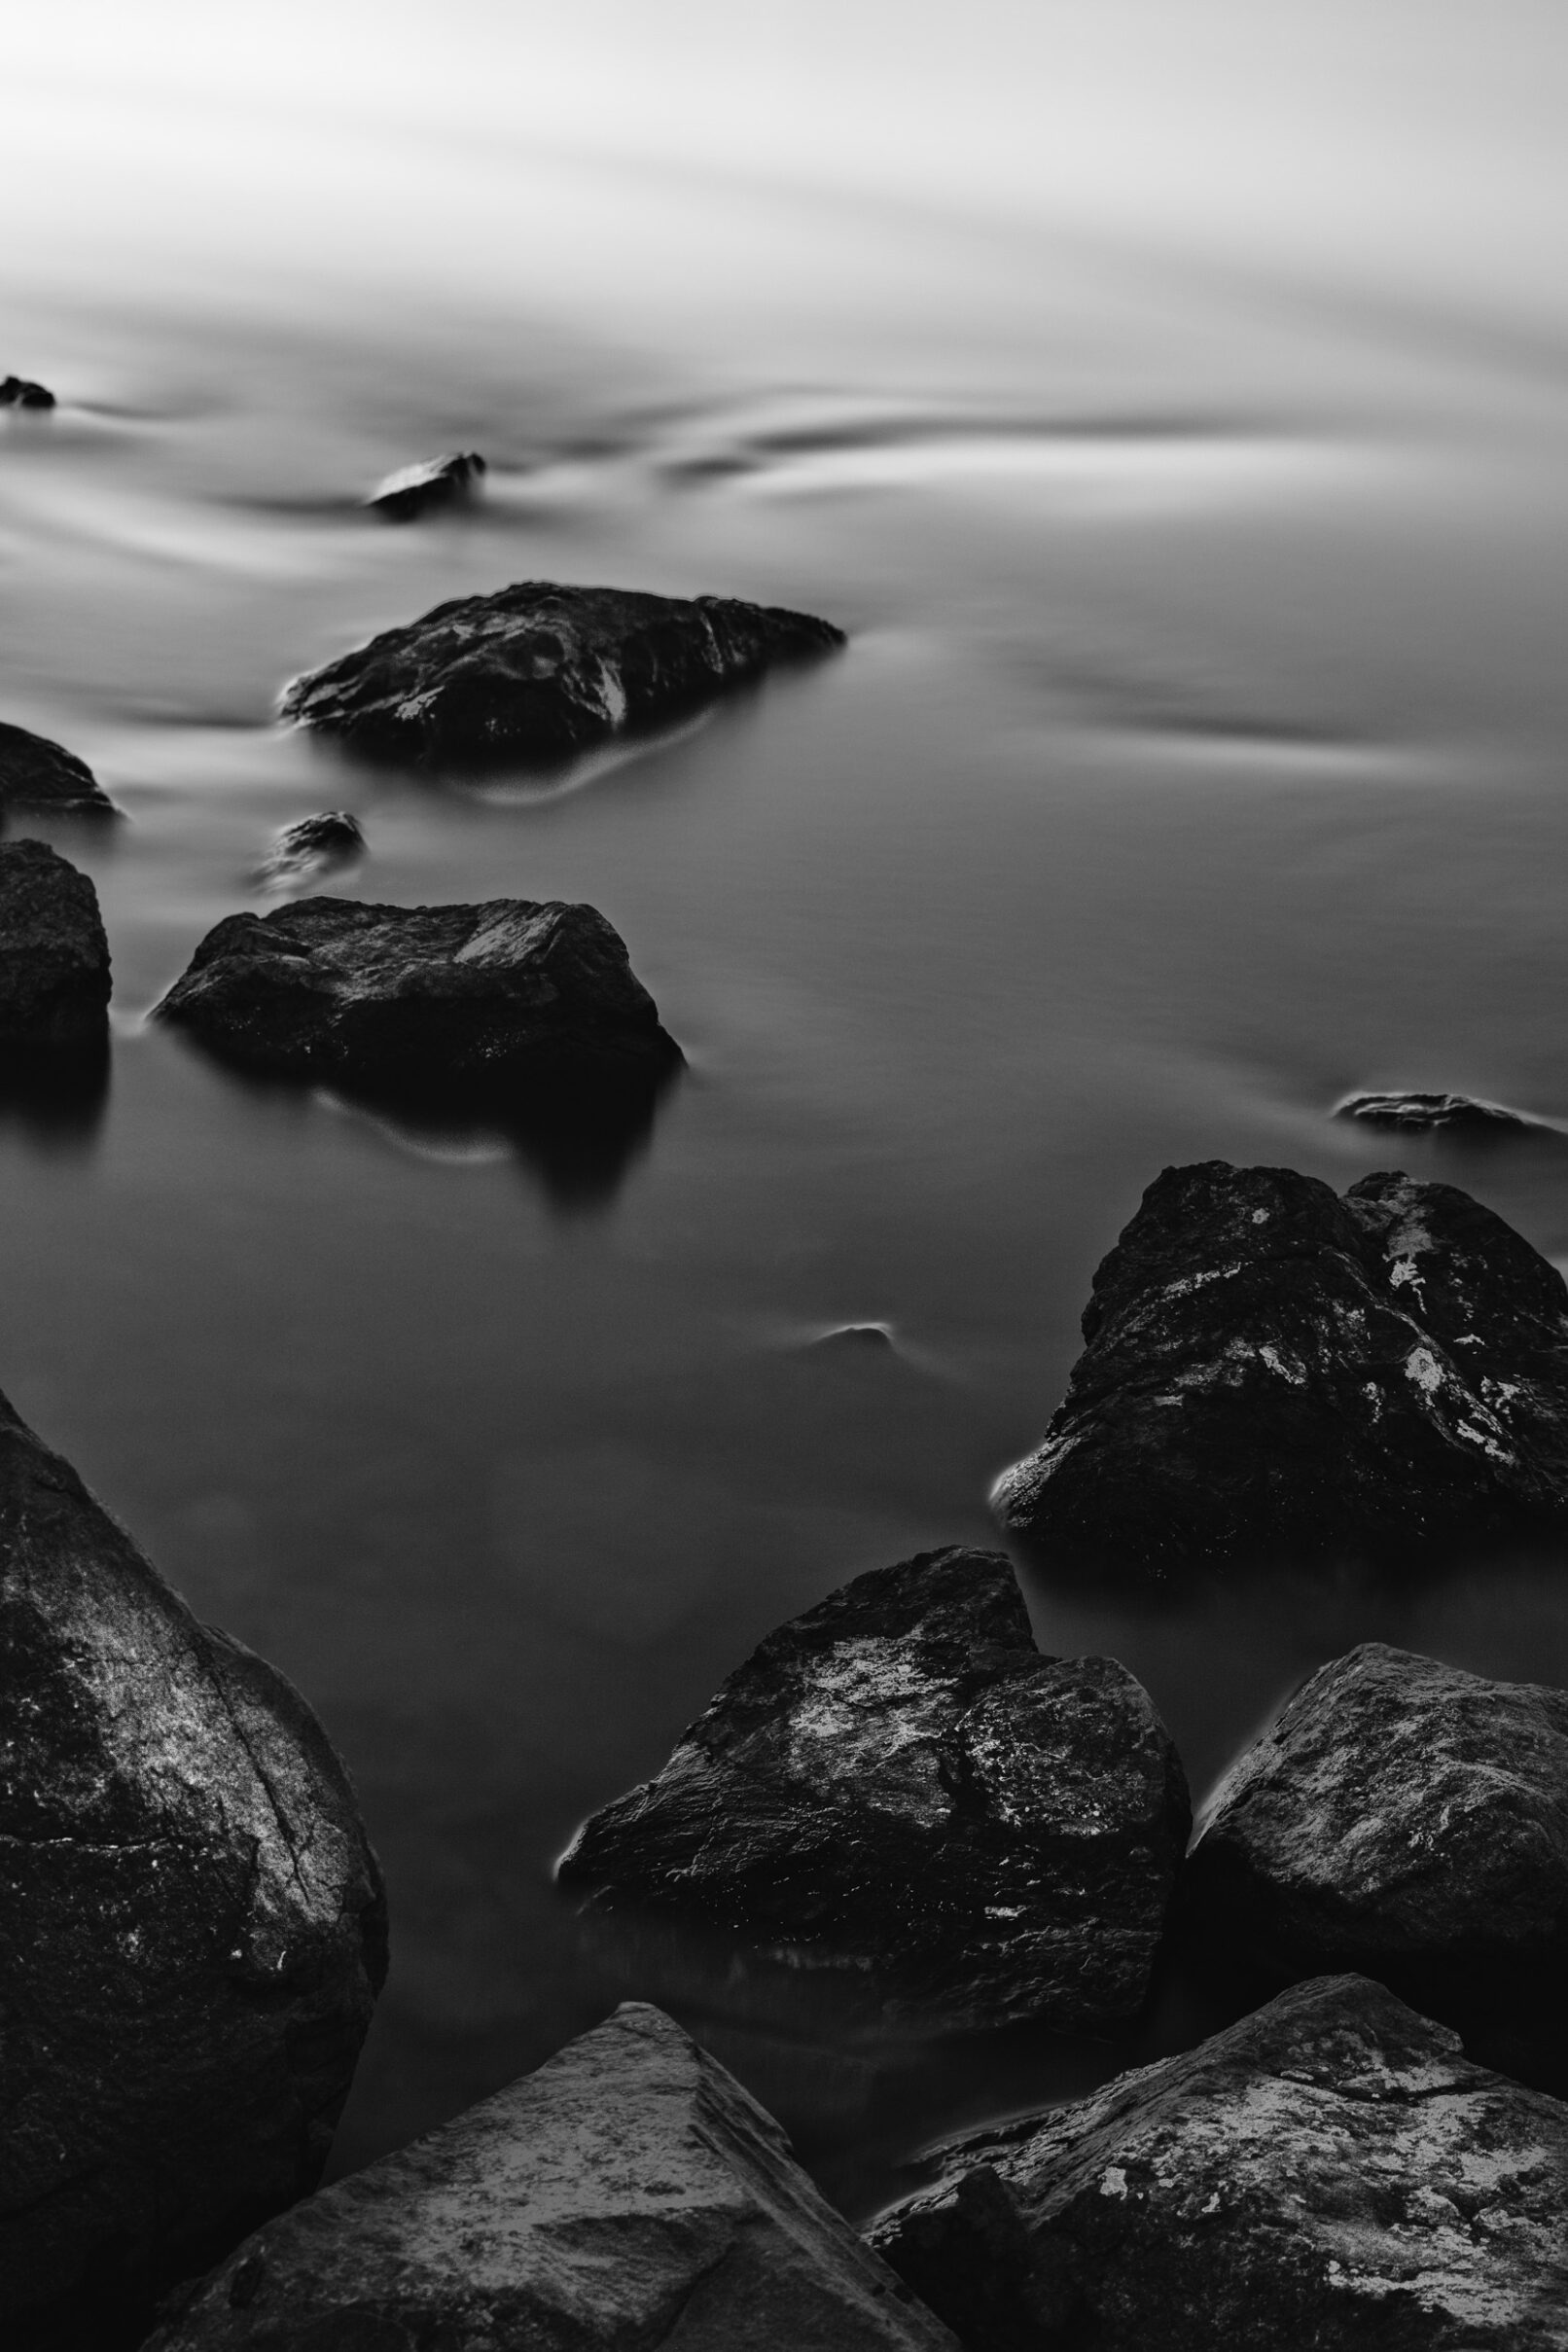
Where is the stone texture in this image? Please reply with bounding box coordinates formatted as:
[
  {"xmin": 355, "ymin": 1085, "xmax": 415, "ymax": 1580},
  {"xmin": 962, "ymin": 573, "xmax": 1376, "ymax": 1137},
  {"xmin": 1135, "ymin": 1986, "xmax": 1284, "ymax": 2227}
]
[
  {"xmin": 364, "ymin": 449, "xmax": 485, "ymax": 519},
  {"xmin": 557, "ymin": 1548, "xmax": 1190, "ymax": 2030},
  {"xmin": 0, "ymin": 838, "xmax": 111, "ymax": 1047},
  {"xmin": 871, "ymin": 1974, "xmax": 1568, "ymax": 2351},
  {"xmin": 993, "ymin": 1159, "xmax": 1568, "ymax": 1577},
  {"xmin": 1338, "ymin": 1091, "xmax": 1546, "ymax": 1135},
  {"xmin": 0, "ymin": 1388, "xmax": 386, "ymax": 2349},
  {"xmin": 280, "ymin": 579, "xmax": 845, "ymax": 766},
  {"xmin": 0, "ymin": 720, "xmax": 118, "ymax": 817},
  {"xmin": 257, "ymin": 811, "xmax": 365, "ymax": 887},
  {"xmin": 146, "ymin": 2003, "xmax": 959, "ymax": 2352}
]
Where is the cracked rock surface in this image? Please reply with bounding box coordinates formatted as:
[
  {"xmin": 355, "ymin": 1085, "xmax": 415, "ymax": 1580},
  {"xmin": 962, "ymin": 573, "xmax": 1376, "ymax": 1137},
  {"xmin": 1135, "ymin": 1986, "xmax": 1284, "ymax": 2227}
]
[
  {"xmin": 145, "ymin": 2002, "xmax": 959, "ymax": 2352},
  {"xmin": 0, "ymin": 1387, "xmax": 386, "ymax": 2348},
  {"xmin": 992, "ymin": 1159, "xmax": 1568, "ymax": 1577},
  {"xmin": 871, "ymin": 1974, "xmax": 1568, "ymax": 2351},
  {"xmin": 557, "ymin": 1548, "xmax": 1190, "ymax": 2030},
  {"xmin": 279, "ymin": 579, "xmax": 845, "ymax": 766},
  {"xmin": 0, "ymin": 719, "xmax": 119, "ymax": 816},
  {"xmin": 0, "ymin": 838, "xmax": 111, "ymax": 1047}
]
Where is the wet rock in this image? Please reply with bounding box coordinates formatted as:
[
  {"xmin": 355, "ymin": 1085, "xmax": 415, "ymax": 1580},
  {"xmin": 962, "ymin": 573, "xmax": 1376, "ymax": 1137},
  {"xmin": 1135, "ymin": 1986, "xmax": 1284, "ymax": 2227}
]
[
  {"xmin": 0, "ymin": 374, "xmax": 55, "ymax": 410},
  {"xmin": 1338, "ymin": 1089, "xmax": 1547, "ymax": 1135},
  {"xmin": 871, "ymin": 1974, "xmax": 1568, "ymax": 2352},
  {"xmin": 145, "ymin": 2003, "xmax": 958, "ymax": 2352},
  {"xmin": 152, "ymin": 893, "xmax": 682, "ymax": 1107},
  {"xmin": 557, "ymin": 1548, "xmax": 1190, "ymax": 2030},
  {"xmin": 807, "ymin": 1323, "xmax": 896, "ymax": 1356},
  {"xmin": 0, "ymin": 720, "xmax": 119, "ymax": 817},
  {"xmin": 280, "ymin": 579, "xmax": 846, "ymax": 766},
  {"xmin": 0, "ymin": 838, "xmax": 111, "ymax": 1048},
  {"xmin": 364, "ymin": 448, "xmax": 485, "ymax": 519},
  {"xmin": 0, "ymin": 1388, "xmax": 386, "ymax": 2349},
  {"xmin": 993, "ymin": 1159, "xmax": 1568, "ymax": 1578},
  {"xmin": 256, "ymin": 810, "xmax": 364, "ymax": 888}
]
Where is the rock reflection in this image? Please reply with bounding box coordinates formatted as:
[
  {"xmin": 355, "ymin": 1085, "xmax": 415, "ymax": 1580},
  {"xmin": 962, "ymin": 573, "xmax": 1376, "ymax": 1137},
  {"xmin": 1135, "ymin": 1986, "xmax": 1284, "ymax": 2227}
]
[{"xmin": 0, "ymin": 1038, "xmax": 110, "ymax": 1155}]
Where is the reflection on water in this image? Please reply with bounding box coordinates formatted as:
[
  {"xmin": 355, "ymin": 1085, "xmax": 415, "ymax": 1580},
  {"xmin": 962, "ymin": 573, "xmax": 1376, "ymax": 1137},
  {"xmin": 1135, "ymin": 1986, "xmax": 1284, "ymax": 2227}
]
[{"xmin": 0, "ymin": 1040, "xmax": 110, "ymax": 1156}]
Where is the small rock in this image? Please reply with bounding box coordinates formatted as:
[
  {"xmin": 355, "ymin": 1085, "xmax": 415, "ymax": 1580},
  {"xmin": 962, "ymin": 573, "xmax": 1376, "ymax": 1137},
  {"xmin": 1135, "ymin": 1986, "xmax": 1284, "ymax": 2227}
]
[
  {"xmin": 0, "ymin": 720, "xmax": 119, "ymax": 817},
  {"xmin": 0, "ymin": 838, "xmax": 111, "ymax": 1048},
  {"xmin": 257, "ymin": 810, "xmax": 365, "ymax": 887},
  {"xmin": 280, "ymin": 579, "xmax": 846, "ymax": 766},
  {"xmin": 1338, "ymin": 1090, "xmax": 1546, "ymax": 1134},
  {"xmin": 993, "ymin": 1158, "xmax": 1568, "ymax": 1576},
  {"xmin": 871, "ymin": 1974, "xmax": 1568, "ymax": 2352},
  {"xmin": 557, "ymin": 1547, "xmax": 1190, "ymax": 2030},
  {"xmin": 806, "ymin": 1323, "xmax": 896, "ymax": 1356},
  {"xmin": 0, "ymin": 374, "xmax": 55, "ymax": 410},
  {"xmin": 143, "ymin": 2003, "xmax": 959, "ymax": 2352},
  {"xmin": 364, "ymin": 448, "xmax": 486, "ymax": 519}
]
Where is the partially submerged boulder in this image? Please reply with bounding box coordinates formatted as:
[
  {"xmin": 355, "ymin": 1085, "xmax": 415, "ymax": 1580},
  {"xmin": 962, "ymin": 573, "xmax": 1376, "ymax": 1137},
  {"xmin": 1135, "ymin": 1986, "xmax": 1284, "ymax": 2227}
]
[
  {"xmin": 0, "ymin": 1388, "xmax": 385, "ymax": 2348},
  {"xmin": 871, "ymin": 1974, "xmax": 1568, "ymax": 2351},
  {"xmin": 364, "ymin": 448, "xmax": 485, "ymax": 519},
  {"xmin": 0, "ymin": 374, "xmax": 54, "ymax": 410},
  {"xmin": 1338, "ymin": 1090, "xmax": 1548, "ymax": 1135},
  {"xmin": 152, "ymin": 893, "xmax": 682, "ymax": 1107},
  {"xmin": 993, "ymin": 1159, "xmax": 1568, "ymax": 1577},
  {"xmin": 280, "ymin": 579, "xmax": 845, "ymax": 766},
  {"xmin": 557, "ymin": 1548, "xmax": 1190, "ymax": 2030},
  {"xmin": 0, "ymin": 720, "xmax": 119, "ymax": 817},
  {"xmin": 146, "ymin": 2003, "xmax": 958, "ymax": 2352},
  {"xmin": 0, "ymin": 838, "xmax": 111, "ymax": 1048},
  {"xmin": 256, "ymin": 810, "xmax": 364, "ymax": 888}
]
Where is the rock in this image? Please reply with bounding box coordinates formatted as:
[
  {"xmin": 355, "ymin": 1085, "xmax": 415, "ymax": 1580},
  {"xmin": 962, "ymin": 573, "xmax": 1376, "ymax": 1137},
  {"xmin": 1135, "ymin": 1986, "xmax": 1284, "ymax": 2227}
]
[
  {"xmin": 256, "ymin": 810, "xmax": 364, "ymax": 888},
  {"xmin": 0, "ymin": 1387, "xmax": 386, "ymax": 2349},
  {"xmin": 992, "ymin": 1159, "xmax": 1568, "ymax": 1577},
  {"xmin": 0, "ymin": 374, "xmax": 55, "ymax": 410},
  {"xmin": 806, "ymin": 1323, "xmax": 896, "ymax": 1356},
  {"xmin": 870, "ymin": 1974, "xmax": 1568, "ymax": 2352},
  {"xmin": 1338, "ymin": 1090, "xmax": 1547, "ymax": 1135},
  {"xmin": 364, "ymin": 448, "xmax": 485, "ymax": 518},
  {"xmin": 151, "ymin": 893, "xmax": 682, "ymax": 1108},
  {"xmin": 556, "ymin": 1548, "xmax": 1190, "ymax": 2030},
  {"xmin": 280, "ymin": 579, "xmax": 846, "ymax": 766},
  {"xmin": 0, "ymin": 720, "xmax": 119, "ymax": 817},
  {"xmin": 145, "ymin": 2003, "xmax": 958, "ymax": 2352},
  {"xmin": 0, "ymin": 838, "xmax": 111, "ymax": 1048}
]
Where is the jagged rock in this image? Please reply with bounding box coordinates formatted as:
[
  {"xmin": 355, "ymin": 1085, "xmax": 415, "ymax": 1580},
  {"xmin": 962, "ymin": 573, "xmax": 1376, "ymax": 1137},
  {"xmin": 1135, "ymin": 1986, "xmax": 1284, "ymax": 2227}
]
[
  {"xmin": 557, "ymin": 1548, "xmax": 1190, "ymax": 2030},
  {"xmin": 992, "ymin": 1159, "xmax": 1568, "ymax": 1577},
  {"xmin": 0, "ymin": 1389, "xmax": 386, "ymax": 2350},
  {"xmin": 280, "ymin": 579, "xmax": 846, "ymax": 766},
  {"xmin": 871, "ymin": 1974, "xmax": 1568, "ymax": 2352},
  {"xmin": 364, "ymin": 448, "xmax": 485, "ymax": 519},
  {"xmin": 0, "ymin": 375, "xmax": 55, "ymax": 410},
  {"xmin": 1338, "ymin": 1090, "xmax": 1547, "ymax": 1135},
  {"xmin": 256, "ymin": 811, "xmax": 364, "ymax": 887},
  {"xmin": 145, "ymin": 2003, "xmax": 958, "ymax": 2352},
  {"xmin": 0, "ymin": 720, "xmax": 119, "ymax": 817},
  {"xmin": 0, "ymin": 839, "xmax": 111, "ymax": 1048},
  {"xmin": 152, "ymin": 893, "xmax": 682, "ymax": 1106}
]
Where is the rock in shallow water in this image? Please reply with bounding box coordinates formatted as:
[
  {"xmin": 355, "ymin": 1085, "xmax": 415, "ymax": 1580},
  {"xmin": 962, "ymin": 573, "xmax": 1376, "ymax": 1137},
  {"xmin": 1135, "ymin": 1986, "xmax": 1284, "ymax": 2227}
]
[
  {"xmin": 146, "ymin": 2003, "xmax": 958, "ymax": 2352},
  {"xmin": 993, "ymin": 1158, "xmax": 1568, "ymax": 1578},
  {"xmin": 0, "ymin": 374, "xmax": 54, "ymax": 410},
  {"xmin": 0, "ymin": 1388, "xmax": 385, "ymax": 2348},
  {"xmin": 0, "ymin": 719, "xmax": 119, "ymax": 817},
  {"xmin": 557, "ymin": 1547, "xmax": 1190, "ymax": 2030},
  {"xmin": 280, "ymin": 578, "xmax": 846, "ymax": 766},
  {"xmin": 0, "ymin": 838, "xmax": 111, "ymax": 1048},
  {"xmin": 1338, "ymin": 1089, "xmax": 1547, "ymax": 1135},
  {"xmin": 256, "ymin": 810, "xmax": 365, "ymax": 888},
  {"xmin": 871, "ymin": 1974, "xmax": 1568, "ymax": 2351},
  {"xmin": 364, "ymin": 447, "xmax": 485, "ymax": 518}
]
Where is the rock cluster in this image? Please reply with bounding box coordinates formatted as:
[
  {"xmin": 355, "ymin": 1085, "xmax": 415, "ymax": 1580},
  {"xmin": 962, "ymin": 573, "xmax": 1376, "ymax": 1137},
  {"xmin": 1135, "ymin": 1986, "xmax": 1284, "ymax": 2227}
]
[
  {"xmin": 0, "ymin": 838, "xmax": 111, "ymax": 1049},
  {"xmin": 0, "ymin": 719, "xmax": 119, "ymax": 817},
  {"xmin": 365, "ymin": 448, "xmax": 486, "ymax": 518}
]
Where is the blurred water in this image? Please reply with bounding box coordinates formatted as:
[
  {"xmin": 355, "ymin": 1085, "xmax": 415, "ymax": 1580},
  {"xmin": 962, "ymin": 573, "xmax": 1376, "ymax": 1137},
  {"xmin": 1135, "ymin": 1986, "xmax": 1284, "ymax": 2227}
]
[{"xmin": 6, "ymin": 1, "xmax": 1568, "ymax": 2222}]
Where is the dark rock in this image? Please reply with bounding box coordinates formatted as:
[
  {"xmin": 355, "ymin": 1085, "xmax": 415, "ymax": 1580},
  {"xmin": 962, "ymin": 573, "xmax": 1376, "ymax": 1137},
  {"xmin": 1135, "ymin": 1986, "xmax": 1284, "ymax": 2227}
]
[
  {"xmin": 144, "ymin": 2003, "xmax": 958, "ymax": 2352},
  {"xmin": 871, "ymin": 1974, "xmax": 1568, "ymax": 2351},
  {"xmin": 0, "ymin": 838, "xmax": 111, "ymax": 1048},
  {"xmin": 151, "ymin": 893, "xmax": 682, "ymax": 1108},
  {"xmin": 280, "ymin": 579, "xmax": 846, "ymax": 766},
  {"xmin": 993, "ymin": 1159, "xmax": 1568, "ymax": 1578},
  {"xmin": 364, "ymin": 448, "xmax": 485, "ymax": 519},
  {"xmin": 0, "ymin": 1388, "xmax": 385, "ymax": 2349},
  {"xmin": 0, "ymin": 720, "xmax": 119, "ymax": 817},
  {"xmin": 0, "ymin": 375, "xmax": 55, "ymax": 410},
  {"xmin": 256, "ymin": 811, "xmax": 365, "ymax": 887},
  {"xmin": 807, "ymin": 1323, "xmax": 896, "ymax": 1356},
  {"xmin": 557, "ymin": 1547, "xmax": 1190, "ymax": 2030},
  {"xmin": 1338, "ymin": 1089, "xmax": 1547, "ymax": 1135}
]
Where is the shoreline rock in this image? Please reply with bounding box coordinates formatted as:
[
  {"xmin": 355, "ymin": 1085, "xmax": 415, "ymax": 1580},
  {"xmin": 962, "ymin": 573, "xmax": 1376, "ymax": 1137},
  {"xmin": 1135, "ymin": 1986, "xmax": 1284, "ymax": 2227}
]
[
  {"xmin": 0, "ymin": 838, "xmax": 111, "ymax": 1048},
  {"xmin": 0, "ymin": 720, "xmax": 120, "ymax": 818},
  {"xmin": 1337, "ymin": 1089, "xmax": 1550, "ymax": 1136},
  {"xmin": 364, "ymin": 449, "xmax": 485, "ymax": 519},
  {"xmin": 256, "ymin": 811, "xmax": 365, "ymax": 888}
]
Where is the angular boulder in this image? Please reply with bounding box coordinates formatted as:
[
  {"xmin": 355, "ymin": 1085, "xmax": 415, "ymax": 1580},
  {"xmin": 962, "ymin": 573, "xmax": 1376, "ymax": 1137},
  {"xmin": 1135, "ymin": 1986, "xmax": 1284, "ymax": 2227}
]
[
  {"xmin": 280, "ymin": 579, "xmax": 845, "ymax": 766},
  {"xmin": 0, "ymin": 838, "xmax": 111, "ymax": 1048},
  {"xmin": 364, "ymin": 448, "xmax": 485, "ymax": 519},
  {"xmin": 146, "ymin": 2003, "xmax": 958, "ymax": 2352},
  {"xmin": 0, "ymin": 720, "xmax": 119, "ymax": 817},
  {"xmin": 993, "ymin": 1159, "xmax": 1568, "ymax": 1577},
  {"xmin": 0, "ymin": 1387, "xmax": 386, "ymax": 2348},
  {"xmin": 257, "ymin": 810, "xmax": 365, "ymax": 888},
  {"xmin": 557, "ymin": 1548, "xmax": 1190, "ymax": 2030},
  {"xmin": 871, "ymin": 1974, "xmax": 1568, "ymax": 2352},
  {"xmin": 151, "ymin": 893, "xmax": 682, "ymax": 1106},
  {"xmin": 1338, "ymin": 1090, "xmax": 1546, "ymax": 1135}
]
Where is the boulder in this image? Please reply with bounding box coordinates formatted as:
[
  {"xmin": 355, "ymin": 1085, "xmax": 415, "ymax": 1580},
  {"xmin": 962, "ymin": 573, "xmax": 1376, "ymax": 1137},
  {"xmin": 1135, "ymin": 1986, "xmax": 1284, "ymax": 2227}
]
[
  {"xmin": 0, "ymin": 1387, "xmax": 386, "ymax": 2349},
  {"xmin": 146, "ymin": 2003, "xmax": 958, "ymax": 2352},
  {"xmin": 0, "ymin": 374, "xmax": 55, "ymax": 410},
  {"xmin": 257, "ymin": 811, "xmax": 364, "ymax": 888},
  {"xmin": 992, "ymin": 1159, "xmax": 1568, "ymax": 1577},
  {"xmin": 151, "ymin": 893, "xmax": 682, "ymax": 1107},
  {"xmin": 557, "ymin": 1548, "xmax": 1190, "ymax": 2030},
  {"xmin": 280, "ymin": 579, "xmax": 846, "ymax": 766},
  {"xmin": 364, "ymin": 448, "xmax": 485, "ymax": 519},
  {"xmin": 1338, "ymin": 1090, "xmax": 1547, "ymax": 1135},
  {"xmin": 0, "ymin": 720, "xmax": 119, "ymax": 817},
  {"xmin": 0, "ymin": 838, "xmax": 111, "ymax": 1048},
  {"xmin": 871, "ymin": 1974, "xmax": 1568, "ymax": 2351}
]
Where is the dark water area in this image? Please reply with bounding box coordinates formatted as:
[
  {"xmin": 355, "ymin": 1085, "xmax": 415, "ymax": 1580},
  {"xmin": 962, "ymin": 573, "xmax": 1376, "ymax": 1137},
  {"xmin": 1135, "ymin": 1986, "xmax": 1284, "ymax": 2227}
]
[{"xmin": 7, "ymin": 116, "xmax": 1568, "ymax": 2228}]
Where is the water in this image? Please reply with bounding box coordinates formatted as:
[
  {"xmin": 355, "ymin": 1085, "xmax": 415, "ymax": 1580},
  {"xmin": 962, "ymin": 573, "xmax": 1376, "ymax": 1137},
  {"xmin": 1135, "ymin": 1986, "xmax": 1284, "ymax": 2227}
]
[{"xmin": 6, "ymin": 2, "xmax": 1568, "ymax": 2226}]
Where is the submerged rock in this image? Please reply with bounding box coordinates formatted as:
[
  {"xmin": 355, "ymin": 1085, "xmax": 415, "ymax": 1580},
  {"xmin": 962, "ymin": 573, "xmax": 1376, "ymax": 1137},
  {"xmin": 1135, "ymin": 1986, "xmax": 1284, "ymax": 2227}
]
[
  {"xmin": 1338, "ymin": 1089, "xmax": 1547, "ymax": 1135},
  {"xmin": 806, "ymin": 1323, "xmax": 897, "ymax": 1357},
  {"xmin": 871, "ymin": 1974, "xmax": 1568, "ymax": 2352},
  {"xmin": 256, "ymin": 810, "xmax": 364, "ymax": 887},
  {"xmin": 152, "ymin": 893, "xmax": 682, "ymax": 1106},
  {"xmin": 0, "ymin": 374, "xmax": 54, "ymax": 410},
  {"xmin": 0, "ymin": 838, "xmax": 111, "ymax": 1048},
  {"xmin": 364, "ymin": 448, "xmax": 485, "ymax": 519},
  {"xmin": 0, "ymin": 720, "xmax": 119, "ymax": 817},
  {"xmin": 146, "ymin": 2003, "xmax": 957, "ymax": 2352},
  {"xmin": 0, "ymin": 1388, "xmax": 385, "ymax": 2349},
  {"xmin": 993, "ymin": 1159, "xmax": 1568, "ymax": 1577},
  {"xmin": 280, "ymin": 579, "xmax": 846, "ymax": 766},
  {"xmin": 557, "ymin": 1547, "xmax": 1190, "ymax": 2030}
]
